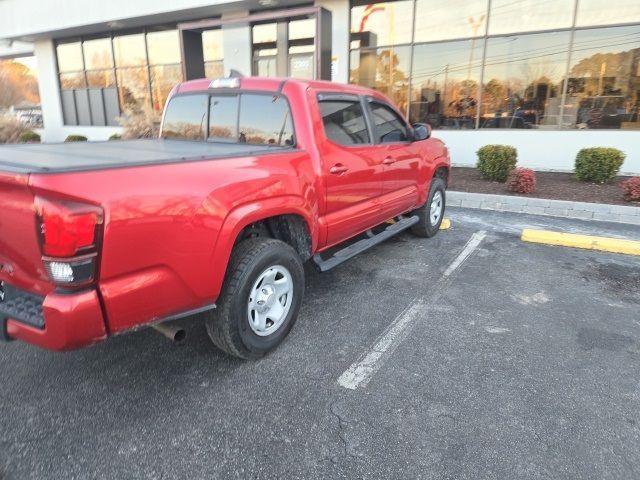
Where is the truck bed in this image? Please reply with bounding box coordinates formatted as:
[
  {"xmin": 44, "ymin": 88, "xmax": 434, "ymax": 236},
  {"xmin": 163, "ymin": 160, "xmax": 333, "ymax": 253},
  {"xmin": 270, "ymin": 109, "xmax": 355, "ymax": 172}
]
[{"xmin": 0, "ymin": 139, "xmax": 291, "ymax": 174}]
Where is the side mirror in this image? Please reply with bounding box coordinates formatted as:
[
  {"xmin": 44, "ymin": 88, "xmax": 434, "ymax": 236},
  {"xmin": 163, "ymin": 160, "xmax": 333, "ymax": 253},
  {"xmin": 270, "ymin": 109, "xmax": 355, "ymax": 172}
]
[{"xmin": 412, "ymin": 123, "xmax": 431, "ymax": 141}]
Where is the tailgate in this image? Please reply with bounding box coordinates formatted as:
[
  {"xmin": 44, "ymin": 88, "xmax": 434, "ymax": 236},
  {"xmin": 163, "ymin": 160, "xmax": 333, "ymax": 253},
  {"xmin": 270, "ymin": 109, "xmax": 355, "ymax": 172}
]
[{"xmin": 0, "ymin": 172, "xmax": 52, "ymax": 296}]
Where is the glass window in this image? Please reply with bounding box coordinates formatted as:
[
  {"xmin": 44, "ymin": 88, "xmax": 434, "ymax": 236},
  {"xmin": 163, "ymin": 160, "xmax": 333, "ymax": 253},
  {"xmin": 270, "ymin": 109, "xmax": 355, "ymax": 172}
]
[
  {"xmin": 253, "ymin": 23, "xmax": 277, "ymax": 44},
  {"xmin": 319, "ymin": 100, "xmax": 370, "ymax": 145},
  {"xmin": 203, "ymin": 29, "xmax": 223, "ymax": 62},
  {"xmin": 350, "ymin": 46, "xmax": 411, "ymax": 114},
  {"xmin": 57, "ymin": 42, "xmax": 83, "ymax": 72},
  {"xmin": 113, "ymin": 33, "xmax": 147, "ymax": 67},
  {"xmin": 150, "ymin": 64, "xmax": 182, "ymax": 111},
  {"xmin": 82, "ymin": 38, "xmax": 113, "ymax": 70},
  {"xmin": 565, "ymin": 26, "xmax": 640, "ymax": 130},
  {"xmin": 576, "ymin": 0, "xmax": 640, "ymax": 27},
  {"xmin": 410, "ymin": 39, "xmax": 482, "ymax": 129},
  {"xmin": 161, "ymin": 94, "xmax": 208, "ymax": 140},
  {"xmin": 59, "ymin": 72, "xmax": 86, "ymax": 89},
  {"xmin": 289, "ymin": 19, "xmax": 316, "ymax": 41},
  {"xmin": 350, "ymin": 1, "xmax": 413, "ymax": 47},
  {"xmin": 414, "ymin": 0, "xmax": 488, "ymax": 43},
  {"xmin": 86, "ymin": 70, "xmax": 115, "ymax": 88},
  {"xmin": 205, "ymin": 61, "xmax": 224, "ymax": 79},
  {"xmin": 209, "ymin": 95, "xmax": 239, "ymax": 141},
  {"xmin": 481, "ymin": 32, "xmax": 571, "ymax": 129},
  {"xmin": 489, "ymin": 0, "xmax": 574, "ymax": 35},
  {"xmin": 239, "ymin": 94, "xmax": 294, "ymax": 146},
  {"xmin": 147, "ymin": 30, "xmax": 181, "ymax": 65},
  {"xmin": 369, "ymin": 101, "xmax": 409, "ymax": 142},
  {"xmin": 116, "ymin": 67, "xmax": 151, "ymax": 111}
]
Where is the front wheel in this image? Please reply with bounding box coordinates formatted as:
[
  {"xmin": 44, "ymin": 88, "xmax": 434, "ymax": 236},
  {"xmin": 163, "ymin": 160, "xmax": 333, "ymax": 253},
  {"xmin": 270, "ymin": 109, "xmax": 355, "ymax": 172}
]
[
  {"xmin": 410, "ymin": 178, "xmax": 446, "ymax": 238},
  {"xmin": 206, "ymin": 237, "xmax": 305, "ymax": 359}
]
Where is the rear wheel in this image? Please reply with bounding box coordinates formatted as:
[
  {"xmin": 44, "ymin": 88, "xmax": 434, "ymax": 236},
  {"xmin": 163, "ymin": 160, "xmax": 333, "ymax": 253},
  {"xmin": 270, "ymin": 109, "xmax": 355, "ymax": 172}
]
[
  {"xmin": 410, "ymin": 178, "xmax": 446, "ymax": 238},
  {"xmin": 206, "ymin": 237, "xmax": 304, "ymax": 359}
]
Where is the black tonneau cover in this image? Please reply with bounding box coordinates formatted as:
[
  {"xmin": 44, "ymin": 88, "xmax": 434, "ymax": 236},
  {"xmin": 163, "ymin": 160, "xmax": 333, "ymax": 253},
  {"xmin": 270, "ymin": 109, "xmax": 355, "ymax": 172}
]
[{"xmin": 0, "ymin": 139, "xmax": 292, "ymax": 174}]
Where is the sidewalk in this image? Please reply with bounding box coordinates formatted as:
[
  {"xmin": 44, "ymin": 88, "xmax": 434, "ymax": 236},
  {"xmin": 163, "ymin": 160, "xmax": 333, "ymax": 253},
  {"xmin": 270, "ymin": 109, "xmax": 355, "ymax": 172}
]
[{"xmin": 448, "ymin": 191, "xmax": 640, "ymax": 225}]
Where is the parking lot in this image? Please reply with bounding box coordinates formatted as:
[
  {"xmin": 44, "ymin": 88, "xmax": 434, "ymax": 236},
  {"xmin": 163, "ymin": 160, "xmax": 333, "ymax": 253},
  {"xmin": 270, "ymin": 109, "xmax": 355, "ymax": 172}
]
[{"xmin": 1, "ymin": 208, "xmax": 639, "ymax": 480}]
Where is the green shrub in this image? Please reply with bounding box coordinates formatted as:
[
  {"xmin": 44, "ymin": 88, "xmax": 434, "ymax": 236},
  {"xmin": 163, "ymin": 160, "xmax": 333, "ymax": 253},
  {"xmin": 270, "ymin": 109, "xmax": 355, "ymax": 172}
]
[
  {"xmin": 108, "ymin": 134, "xmax": 122, "ymax": 141},
  {"xmin": 574, "ymin": 147, "xmax": 625, "ymax": 183},
  {"xmin": 18, "ymin": 131, "xmax": 41, "ymax": 143},
  {"xmin": 476, "ymin": 145, "xmax": 518, "ymax": 182},
  {"xmin": 65, "ymin": 134, "xmax": 88, "ymax": 142}
]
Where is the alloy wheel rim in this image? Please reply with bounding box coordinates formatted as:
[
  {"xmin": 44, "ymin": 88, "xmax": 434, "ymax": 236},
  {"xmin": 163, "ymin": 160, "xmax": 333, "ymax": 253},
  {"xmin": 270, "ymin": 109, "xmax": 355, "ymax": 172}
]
[
  {"xmin": 430, "ymin": 191, "xmax": 443, "ymax": 225},
  {"xmin": 247, "ymin": 265, "xmax": 293, "ymax": 336}
]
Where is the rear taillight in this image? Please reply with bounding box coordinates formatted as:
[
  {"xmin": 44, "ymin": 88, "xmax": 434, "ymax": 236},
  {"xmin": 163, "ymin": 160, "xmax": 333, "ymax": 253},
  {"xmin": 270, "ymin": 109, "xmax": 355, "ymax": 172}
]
[{"xmin": 34, "ymin": 196, "xmax": 103, "ymax": 287}]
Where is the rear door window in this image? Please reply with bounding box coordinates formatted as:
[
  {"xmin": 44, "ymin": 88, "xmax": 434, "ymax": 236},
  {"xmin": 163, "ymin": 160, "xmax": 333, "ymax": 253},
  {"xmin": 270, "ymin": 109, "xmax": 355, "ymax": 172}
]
[
  {"xmin": 161, "ymin": 94, "xmax": 208, "ymax": 140},
  {"xmin": 238, "ymin": 94, "xmax": 294, "ymax": 146},
  {"xmin": 319, "ymin": 100, "xmax": 370, "ymax": 146}
]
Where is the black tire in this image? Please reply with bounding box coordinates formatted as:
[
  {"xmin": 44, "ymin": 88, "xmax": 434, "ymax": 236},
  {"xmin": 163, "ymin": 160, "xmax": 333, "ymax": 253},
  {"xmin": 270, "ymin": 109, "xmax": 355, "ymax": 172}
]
[
  {"xmin": 205, "ymin": 237, "xmax": 305, "ymax": 359},
  {"xmin": 410, "ymin": 178, "xmax": 446, "ymax": 238}
]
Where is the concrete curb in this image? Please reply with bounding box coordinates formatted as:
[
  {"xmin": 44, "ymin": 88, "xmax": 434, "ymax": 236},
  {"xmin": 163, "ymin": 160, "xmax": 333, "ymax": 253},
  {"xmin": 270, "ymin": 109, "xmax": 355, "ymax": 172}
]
[
  {"xmin": 448, "ymin": 191, "xmax": 640, "ymax": 225},
  {"xmin": 522, "ymin": 229, "xmax": 640, "ymax": 256}
]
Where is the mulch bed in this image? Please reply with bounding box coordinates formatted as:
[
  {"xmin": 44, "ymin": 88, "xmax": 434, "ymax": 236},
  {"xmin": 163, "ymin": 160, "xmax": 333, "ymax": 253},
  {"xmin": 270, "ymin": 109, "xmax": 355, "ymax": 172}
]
[{"xmin": 450, "ymin": 167, "xmax": 638, "ymax": 207}]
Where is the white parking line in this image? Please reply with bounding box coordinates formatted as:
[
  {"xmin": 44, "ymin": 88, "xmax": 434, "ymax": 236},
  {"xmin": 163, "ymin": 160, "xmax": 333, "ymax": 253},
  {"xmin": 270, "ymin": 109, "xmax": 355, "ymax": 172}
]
[
  {"xmin": 337, "ymin": 230, "xmax": 487, "ymax": 391},
  {"xmin": 443, "ymin": 231, "xmax": 487, "ymax": 277}
]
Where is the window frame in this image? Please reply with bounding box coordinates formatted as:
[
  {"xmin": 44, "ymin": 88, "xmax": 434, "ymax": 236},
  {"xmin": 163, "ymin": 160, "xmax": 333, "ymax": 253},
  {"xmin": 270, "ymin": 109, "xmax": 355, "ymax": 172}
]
[
  {"xmin": 317, "ymin": 93, "xmax": 376, "ymax": 147},
  {"xmin": 160, "ymin": 90, "xmax": 298, "ymax": 148}
]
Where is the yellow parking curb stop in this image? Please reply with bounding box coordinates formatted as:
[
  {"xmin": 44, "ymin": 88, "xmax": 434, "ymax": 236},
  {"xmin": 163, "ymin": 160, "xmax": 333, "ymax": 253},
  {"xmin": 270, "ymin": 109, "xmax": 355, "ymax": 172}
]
[
  {"xmin": 440, "ymin": 218, "xmax": 451, "ymax": 230},
  {"xmin": 521, "ymin": 229, "xmax": 640, "ymax": 256}
]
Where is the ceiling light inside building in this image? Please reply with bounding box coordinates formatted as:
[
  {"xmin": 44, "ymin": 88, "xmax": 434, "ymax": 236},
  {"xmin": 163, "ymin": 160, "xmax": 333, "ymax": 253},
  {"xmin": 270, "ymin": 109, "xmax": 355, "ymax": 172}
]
[{"xmin": 258, "ymin": 0, "xmax": 279, "ymax": 6}]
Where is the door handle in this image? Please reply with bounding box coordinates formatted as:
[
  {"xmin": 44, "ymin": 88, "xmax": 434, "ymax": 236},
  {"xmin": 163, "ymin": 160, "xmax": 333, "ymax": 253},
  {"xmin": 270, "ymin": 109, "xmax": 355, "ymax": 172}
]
[
  {"xmin": 330, "ymin": 164, "xmax": 349, "ymax": 174},
  {"xmin": 383, "ymin": 157, "xmax": 396, "ymax": 165}
]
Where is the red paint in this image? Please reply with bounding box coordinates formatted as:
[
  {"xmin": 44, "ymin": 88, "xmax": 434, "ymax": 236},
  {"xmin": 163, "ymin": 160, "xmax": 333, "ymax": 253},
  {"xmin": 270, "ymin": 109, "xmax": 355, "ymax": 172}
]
[{"xmin": 0, "ymin": 77, "xmax": 450, "ymax": 351}]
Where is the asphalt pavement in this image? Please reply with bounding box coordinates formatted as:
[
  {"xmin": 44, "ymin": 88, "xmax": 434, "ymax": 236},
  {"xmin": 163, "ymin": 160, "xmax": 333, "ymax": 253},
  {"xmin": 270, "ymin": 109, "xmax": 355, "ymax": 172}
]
[{"xmin": 1, "ymin": 208, "xmax": 639, "ymax": 479}]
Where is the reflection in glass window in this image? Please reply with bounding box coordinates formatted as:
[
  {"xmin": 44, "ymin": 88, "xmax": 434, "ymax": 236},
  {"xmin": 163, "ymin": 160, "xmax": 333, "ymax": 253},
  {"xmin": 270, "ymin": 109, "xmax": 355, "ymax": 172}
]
[
  {"xmin": 289, "ymin": 19, "xmax": 316, "ymax": 40},
  {"xmin": 150, "ymin": 64, "xmax": 182, "ymax": 111},
  {"xmin": 239, "ymin": 94, "xmax": 294, "ymax": 146},
  {"xmin": 82, "ymin": 38, "xmax": 113, "ymax": 70},
  {"xmin": 576, "ymin": 0, "xmax": 640, "ymax": 27},
  {"xmin": 86, "ymin": 70, "xmax": 115, "ymax": 88},
  {"xmin": 489, "ymin": 0, "xmax": 574, "ymax": 35},
  {"xmin": 205, "ymin": 61, "xmax": 224, "ymax": 79},
  {"xmin": 481, "ymin": 32, "xmax": 570, "ymax": 129},
  {"xmin": 565, "ymin": 26, "xmax": 640, "ymax": 130},
  {"xmin": 369, "ymin": 102, "xmax": 409, "ymax": 143},
  {"xmin": 59, "ymin": 72, "xmax": 86, "ymax": 89},
  {"xmin": 56, "ymin": 42, "xmax": 83, "ymax": 72},
  {"xmin": 410, "ymin": 39, "xmax": 483, "ymax": 129},
  {"xmin": 350, "ymin": 46, "xmax": 411, "ymax": 114},
  {"xmin": 253, "ymin": 23, "xmax": 278, "ymax": 44},
  {"xmin": 350, "ymin": 1, "xmax": 413, "ymax": 47},
  {"xmin": 414, "ymin": 0, "xmax": 488, "ymax": 43},
  {"xmin": 113, "ymin": 34, "xmax": 147, "ymax": 67},
  {"xmin": 147, "ymin": 30, "xmax": 181, "ymax": 65},
  {"xmin": 209, "ymin": 96, "xmax": 239, "ymax": 141},
  {"xmin": 161, "ymin": 94, "xmax": 208, "ymax": 140},
  {"xmin": 116, "ymin": 68, "xmax": 151, "ymax": 111},
  {"xmin": 319, "ymin": 100, "xmax": 370, "ymax": 145},
  {"xmin": 203, "ymin": 29, "xmax": 223, "ymax": 61}
]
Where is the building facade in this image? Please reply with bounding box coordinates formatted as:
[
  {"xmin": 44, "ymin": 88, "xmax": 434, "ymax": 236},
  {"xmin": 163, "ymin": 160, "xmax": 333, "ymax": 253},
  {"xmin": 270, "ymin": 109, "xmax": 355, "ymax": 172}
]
[{"xmin": 1, "ymin": 0, "xmax": 639, "ymax": 173}]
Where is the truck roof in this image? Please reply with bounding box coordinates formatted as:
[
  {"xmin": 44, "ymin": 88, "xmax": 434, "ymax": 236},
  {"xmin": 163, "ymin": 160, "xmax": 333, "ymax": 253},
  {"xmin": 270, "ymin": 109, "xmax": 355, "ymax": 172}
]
[
  {"xmin": 0, "ymin": 139, "xmax": 292, "ymax": 174},
  {"xmin": 176, "ymin": 76, "xmax": 388, "ymax": 100}
]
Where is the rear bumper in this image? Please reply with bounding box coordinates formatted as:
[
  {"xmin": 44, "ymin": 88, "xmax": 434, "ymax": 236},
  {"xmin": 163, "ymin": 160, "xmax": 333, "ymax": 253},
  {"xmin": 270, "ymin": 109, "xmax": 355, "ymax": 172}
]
[{"xmin": 1, "ymin": 286, "xmax": 107, "ymax": 351}]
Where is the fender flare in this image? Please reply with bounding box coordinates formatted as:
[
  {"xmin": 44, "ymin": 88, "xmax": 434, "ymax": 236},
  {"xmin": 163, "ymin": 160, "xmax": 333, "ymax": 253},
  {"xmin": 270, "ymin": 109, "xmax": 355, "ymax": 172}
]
[{"xmin": 207, "ymin": 195, "xmax": 317, "ymax": 298}]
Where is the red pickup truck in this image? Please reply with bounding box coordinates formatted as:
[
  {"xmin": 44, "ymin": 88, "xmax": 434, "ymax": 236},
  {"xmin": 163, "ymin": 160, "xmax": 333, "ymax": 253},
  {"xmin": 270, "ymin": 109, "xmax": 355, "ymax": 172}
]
[{"xmin": 0, "ymin": 77, "xmax": 450, "ymax": 359}]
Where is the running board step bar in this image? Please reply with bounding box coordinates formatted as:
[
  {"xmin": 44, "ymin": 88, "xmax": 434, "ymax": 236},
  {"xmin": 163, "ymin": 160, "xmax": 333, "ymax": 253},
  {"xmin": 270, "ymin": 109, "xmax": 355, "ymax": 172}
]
[{"xmin": 313, "ymin": 215, "xmax": 419, "ymax": 272}]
